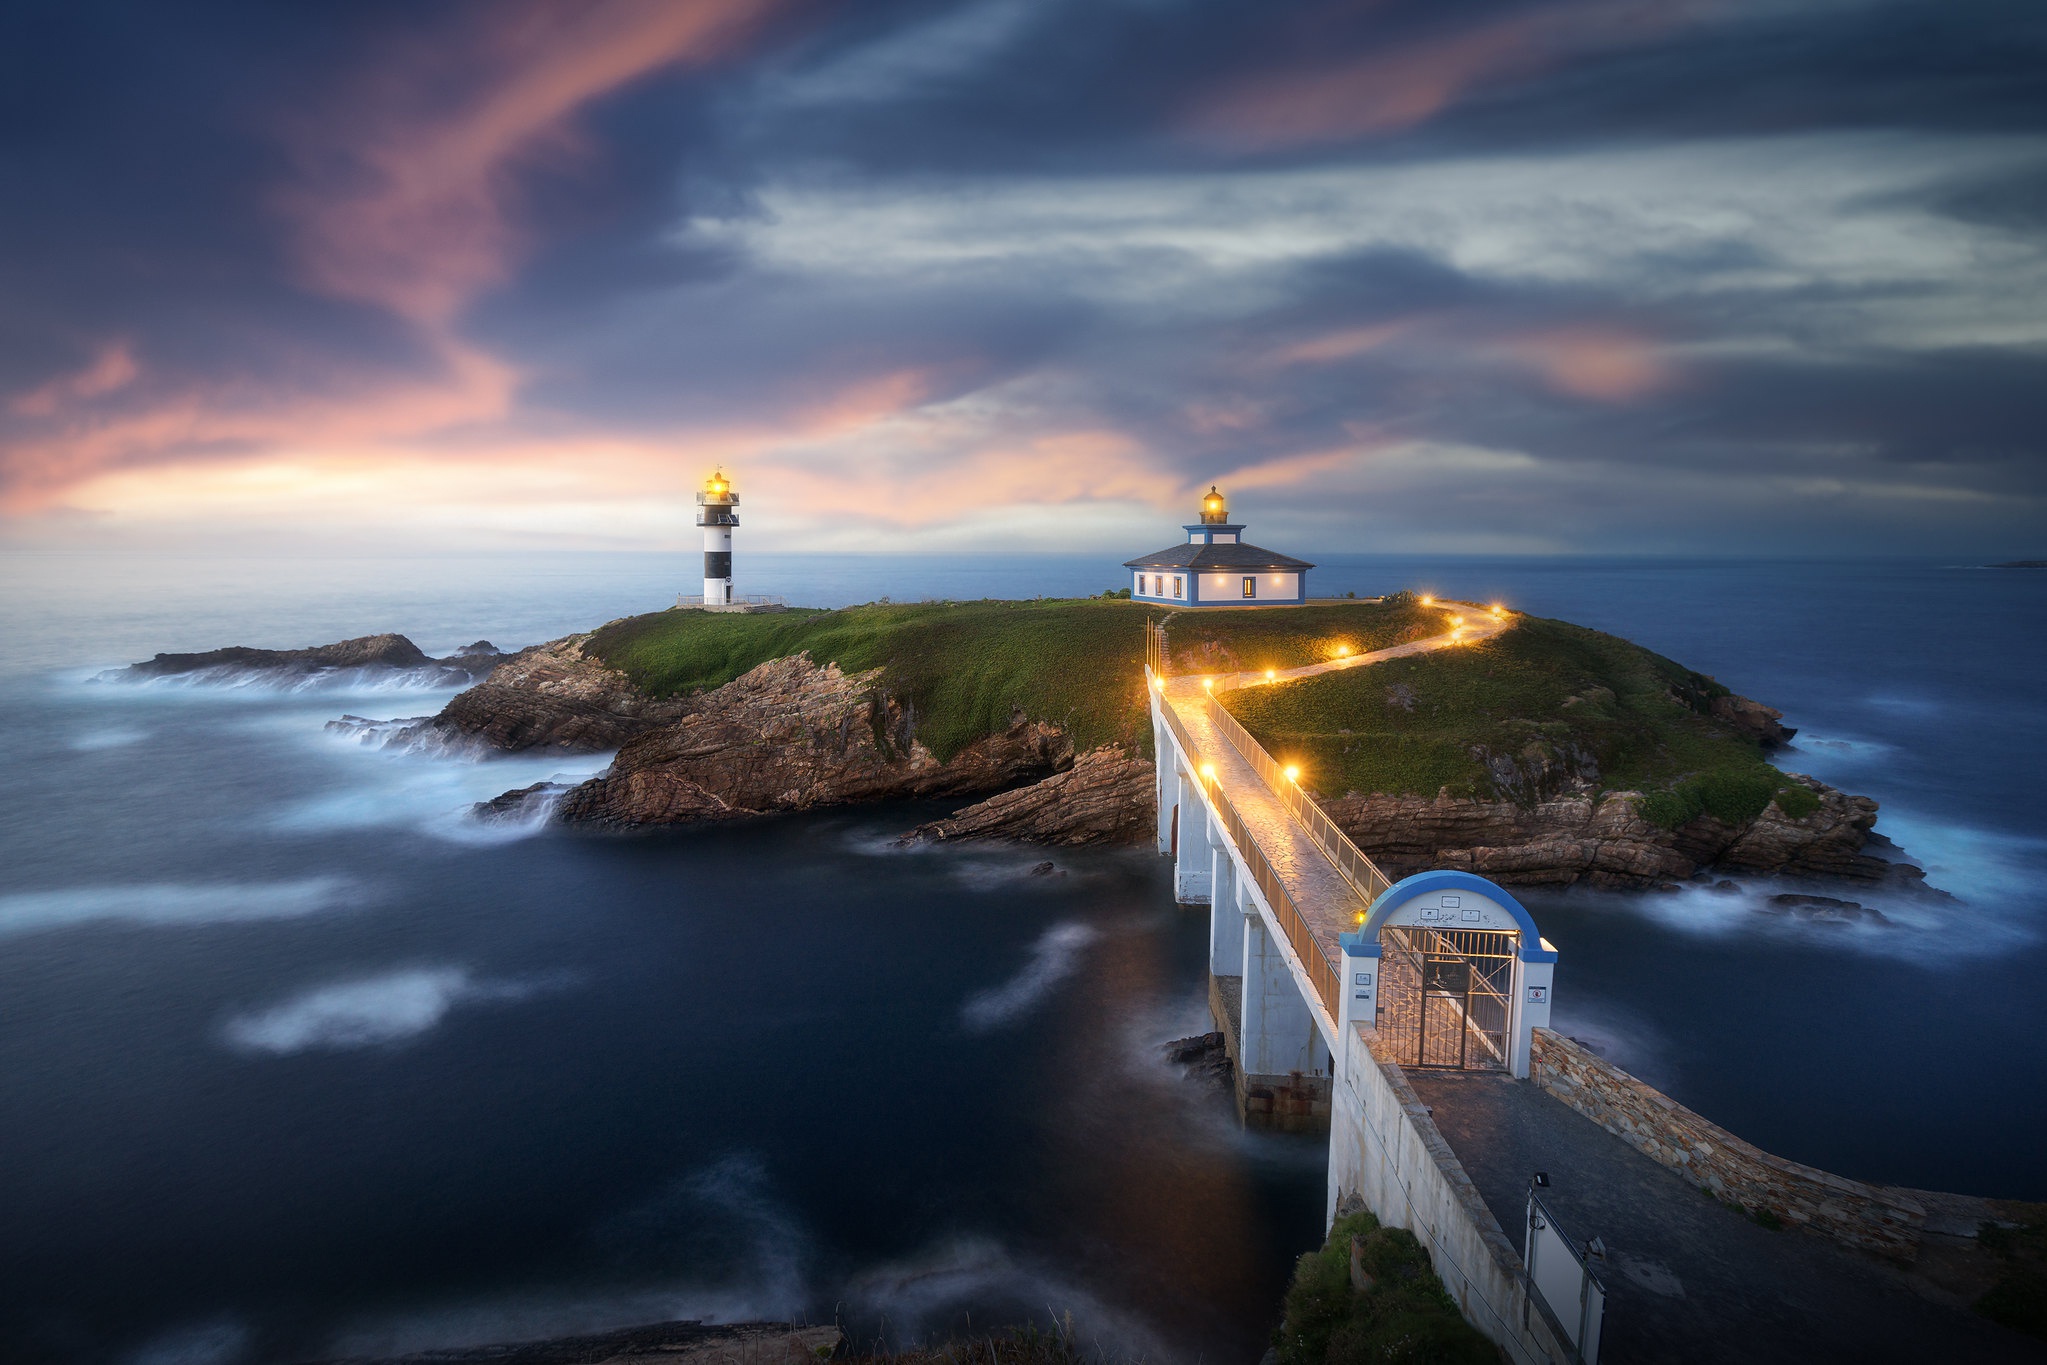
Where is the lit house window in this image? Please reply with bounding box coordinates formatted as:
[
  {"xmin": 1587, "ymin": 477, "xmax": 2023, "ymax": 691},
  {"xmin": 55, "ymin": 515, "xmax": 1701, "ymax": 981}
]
[
  {"xmin": 1172, "ymin": 576, "xmax": 1183, "ymax": 598},
  {"xmin": 1242, "ymin": 577, "xmax": 1256, "ymax": 599},
  {"xmin": 1153, "ymin": 575, "xmax": 1164, "ymax": 596}
]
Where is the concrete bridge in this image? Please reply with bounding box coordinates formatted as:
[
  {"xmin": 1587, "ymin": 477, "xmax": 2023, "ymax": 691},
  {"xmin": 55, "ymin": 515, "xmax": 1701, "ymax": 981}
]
[
  {"xmin": 1143, "ymin": 613, "xmax": 2044, "ymax": 1365},
  {"xmin": 1145, "ymin": 614, "xmax": 1592, "ymax": 1362}
]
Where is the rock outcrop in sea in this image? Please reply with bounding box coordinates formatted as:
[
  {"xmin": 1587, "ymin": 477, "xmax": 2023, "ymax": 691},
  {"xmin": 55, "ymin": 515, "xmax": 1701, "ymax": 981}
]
[{"xmin": 101, "ymin": 634, "xmax": 502, "ymax": 690}]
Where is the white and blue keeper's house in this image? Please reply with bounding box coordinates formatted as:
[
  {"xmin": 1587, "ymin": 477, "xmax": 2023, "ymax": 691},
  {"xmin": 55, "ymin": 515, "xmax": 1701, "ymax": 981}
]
[{"xmin": 1124, "ymin": 486, "xmax": 1314, "ymax": 607}]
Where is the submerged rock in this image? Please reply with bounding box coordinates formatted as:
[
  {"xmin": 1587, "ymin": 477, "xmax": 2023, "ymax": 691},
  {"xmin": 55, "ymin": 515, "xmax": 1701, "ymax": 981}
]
[
  {"xmin": 1164, "ymin": 1031, "xmax": 1234, "ymax": 1093},
  {"xmin": 1764, "ymin": 893, "xmax": 1893, "ymax": 925}
]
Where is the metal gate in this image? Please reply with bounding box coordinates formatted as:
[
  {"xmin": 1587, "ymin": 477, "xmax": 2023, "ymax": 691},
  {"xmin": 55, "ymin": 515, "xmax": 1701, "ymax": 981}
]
[{"xmin": 1378, "ymin": 926, "xmax": 1515, "ymax": 1069}]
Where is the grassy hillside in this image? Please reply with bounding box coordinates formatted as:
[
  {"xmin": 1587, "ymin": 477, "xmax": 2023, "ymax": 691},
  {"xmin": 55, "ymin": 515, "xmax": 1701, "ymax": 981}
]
[
  {"xmin": 1221, "ymin": 615, "xmax": 1814, "ymax": 823},
  {"xmin": 581, "ymin": 598, "xmax": 1428, "ymax": 764}
]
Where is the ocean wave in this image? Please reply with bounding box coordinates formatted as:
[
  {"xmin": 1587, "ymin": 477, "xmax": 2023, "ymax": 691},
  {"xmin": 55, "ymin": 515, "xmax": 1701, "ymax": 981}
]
[
  {"xmin": 122, "ymin": 1317, "xmax": 250, "ymax": 1365},
  {"xmin": 326, "ymin": 1155, "xmax": 810, "ymax": 1358},
  {"xmin": 0, "ymin": 876, "xmax": 359, "ymax": 939},
  {"xmin": 221, "ymin": 965, "xmax": 563, "ymax": 1056},
  {"xmin": 323, "ymin": 713, "xmax": 486, "ymax": 759},
  {"xmin": 844, "ymin": 1234, "xmax": 1168, "ymax": 1358},
  {"xmin": 96, "ymin": 663, "xmax": 481, "ymax": 694},
  {"xmin": 961, "ymin": 922, "xmax": 1099, "ymax": 1032}
]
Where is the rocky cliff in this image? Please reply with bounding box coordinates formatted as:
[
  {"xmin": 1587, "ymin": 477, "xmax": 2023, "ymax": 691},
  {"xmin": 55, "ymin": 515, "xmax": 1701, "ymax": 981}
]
[
  {"xmin": 423, "ymin": 634, "xmax": 698, "ymax": 752},
  {"xmin": 1318, "ymin": 778, "xmax": 1917, "ymax": 889},
  {"xmin": 904, "ymin": 745, "xmax": 1157, "ymax": 846},
  {"xmin": 510, "ymin": 652, "xmax": 1072, "ymax": 827}
]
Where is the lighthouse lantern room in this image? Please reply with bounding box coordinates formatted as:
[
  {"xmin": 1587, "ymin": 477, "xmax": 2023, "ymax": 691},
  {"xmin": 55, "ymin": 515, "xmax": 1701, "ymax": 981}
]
[{"xmin": 696, "ymin": 469, "xmax": 739, "ymax": 606}]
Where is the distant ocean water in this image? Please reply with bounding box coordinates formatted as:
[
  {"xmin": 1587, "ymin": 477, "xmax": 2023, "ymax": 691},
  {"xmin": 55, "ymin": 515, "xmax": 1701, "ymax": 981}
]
[{"xmin": 0, "ymin": 550, "xmax": 2041, "ymax": 1364}]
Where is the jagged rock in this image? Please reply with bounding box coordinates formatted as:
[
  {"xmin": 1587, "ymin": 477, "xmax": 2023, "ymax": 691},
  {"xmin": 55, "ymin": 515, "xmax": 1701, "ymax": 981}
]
[
  {"xmin": 1319, "ymin": 780, "xmax": 1913, "ymax": 890},
  {"xmin": 471, "ymin": 782, "xmax": 575, "ymax": 823},
  {"xmin": 902, "ymin": 746, "xmax": 1157, "ymax": 847},
  {"xmin": 424, "ymin": 634, "xmax": 697, "ymax": 753},
  {"xmin": 1765, "ymin": 893, "xmax": 1892, "ymax": 925},
  {"xmin": 101, "ymin": 633, "xmax": 501, "ymax": 686},
  {"xmin": 1164, "ymin": 1032, "xmax": 1234, "ymax": 1092},
  {"xmin": 1711, "ymin": 692, "xmax": 1797, "ymax": 747},
  {"xmin": 547, "ymin": 654, "xmax": 1071, "ymax": 828}
]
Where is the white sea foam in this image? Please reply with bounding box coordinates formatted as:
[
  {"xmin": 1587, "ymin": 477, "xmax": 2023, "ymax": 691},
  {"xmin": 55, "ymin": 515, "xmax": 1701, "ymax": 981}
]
[
  {"xmin": 99, "ymin": 663, "xmax": 481, "ymax": 694},
  {"xmin": 221, "ymin": 966, "xmax": 561, "ymax": 1055},
  {"xmin": 0, "ymin": 877, "xmax": 358, "ymax": 939},
  {"xmin": 961, "ymin": 922, "xmax": 1099, "ymax": 1032},
  {"xmin": 69, "ymin": 727, "xmax": 149, "ymax": 751},
  {"xmin": 845, "ymin": 1235, "xmax": 1169, "ymax": 1358},
  {"xmin": 123, "ymin": 1318, "xmax": 250, "ymax": 1365}
]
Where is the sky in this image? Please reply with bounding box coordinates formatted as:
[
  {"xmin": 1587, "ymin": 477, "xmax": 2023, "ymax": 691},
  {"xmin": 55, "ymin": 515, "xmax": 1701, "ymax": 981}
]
[{"xmin": 2, "ymin": 0, "xmax": 2043, "ymax": 557}]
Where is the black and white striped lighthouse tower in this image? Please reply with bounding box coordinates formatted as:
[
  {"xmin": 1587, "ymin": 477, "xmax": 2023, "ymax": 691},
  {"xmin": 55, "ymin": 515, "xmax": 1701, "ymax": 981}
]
[{"xmin": 695, "ymin": 469, "xmax": 738, "ymax": 606}]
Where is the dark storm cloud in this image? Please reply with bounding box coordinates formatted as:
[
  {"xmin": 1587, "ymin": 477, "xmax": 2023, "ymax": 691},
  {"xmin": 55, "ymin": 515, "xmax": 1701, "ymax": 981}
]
[{"xmin": 0, "ymin": 0, "xmax": 2042, "ymax": 550}]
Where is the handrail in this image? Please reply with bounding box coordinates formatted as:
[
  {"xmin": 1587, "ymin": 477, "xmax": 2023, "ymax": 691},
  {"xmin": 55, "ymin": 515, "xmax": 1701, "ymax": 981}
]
[
  {"xmin": 1207, "ymin": 777, "xmax": 1343, "ymax": 1020},
  {"xmin": 1149, "ymin": 665, "xmax": 1341, "ymax": 1021},
  {"xmin": 1202, "ymin": 691, "xmax": 1393, "ymax": 907}
]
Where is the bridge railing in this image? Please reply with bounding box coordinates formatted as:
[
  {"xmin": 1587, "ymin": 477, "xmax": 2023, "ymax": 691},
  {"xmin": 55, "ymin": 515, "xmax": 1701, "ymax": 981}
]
[
  {"xmin": 1150, "ymin": 667, "xmax": 1341, "ymax": 1022},
  {"xmin": 1202, "ymin": 691, "xmax": 1394, "ymax": 907},
  {"xmin": 1144, "ymin": 619, "xmax": 1170, "ymax": 677},
  {"xmin": 1206, "ymin": 776, "xmax": 1343, "ymax": 1020}
]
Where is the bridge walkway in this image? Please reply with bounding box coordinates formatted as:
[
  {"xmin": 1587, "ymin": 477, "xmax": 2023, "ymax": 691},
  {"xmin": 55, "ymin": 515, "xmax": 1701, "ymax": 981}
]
[{"xmin": 1408, "ymin": 1070, "xmax": 2046, "ymax": 1364}]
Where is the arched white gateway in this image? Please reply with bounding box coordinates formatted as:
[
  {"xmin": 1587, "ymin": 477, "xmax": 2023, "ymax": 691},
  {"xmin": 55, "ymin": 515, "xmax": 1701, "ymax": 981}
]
[{"xmin": 1340, "ymin": 872, "xmax": 1557, "ymax": 1079}]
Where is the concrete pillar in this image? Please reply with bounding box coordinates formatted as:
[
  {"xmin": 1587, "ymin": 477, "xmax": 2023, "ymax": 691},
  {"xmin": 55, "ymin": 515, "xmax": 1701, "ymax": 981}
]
[
  {"xmin": 1152, "ymin": 713, "xmax": 1174, "ymax": 856},
  {"xmin": 1241, "ymin": 910, "xmax": 1321, "ymax": 1076},
  {"xmin": 1337, "ymin": 931, "xmax": 1379, "ymax": 1061},
  {"xmin": 1174, "ymin": 766, "xmax": 1213, "ymax": 904},
  {"xmin": 1509, "ymin": 939, "xmax": 1556, "ymax": 1080},
  {"xmin": 1208, "ymin": 828, "xmax": 1243, "ymax": 976}
]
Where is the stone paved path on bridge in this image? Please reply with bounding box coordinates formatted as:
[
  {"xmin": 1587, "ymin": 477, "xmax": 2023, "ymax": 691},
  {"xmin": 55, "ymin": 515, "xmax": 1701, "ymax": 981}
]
[
  {"xmin": 1158, "ymin": 602, "xmax": 1511, "ymax": 995},
  {"xmin": 1407, "ymin": 1070, "xmax": 2047, "ymax": 1364}
]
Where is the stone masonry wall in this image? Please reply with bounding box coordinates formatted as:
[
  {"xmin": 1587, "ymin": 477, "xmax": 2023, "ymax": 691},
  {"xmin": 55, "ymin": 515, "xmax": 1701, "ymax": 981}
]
[{"xmin": 1530, "ymin": 1029, "xmax": 1926, "ymax": 1261}]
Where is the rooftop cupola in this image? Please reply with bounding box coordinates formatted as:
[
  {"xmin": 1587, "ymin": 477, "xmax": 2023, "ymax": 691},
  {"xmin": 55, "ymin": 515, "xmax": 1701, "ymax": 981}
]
[{"xmin": 1199, "ymin": 485, "xmax": 1229, "ymax": 525}]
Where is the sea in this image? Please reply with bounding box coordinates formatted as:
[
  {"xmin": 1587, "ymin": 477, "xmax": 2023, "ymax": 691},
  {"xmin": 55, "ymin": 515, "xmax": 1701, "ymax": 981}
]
[{"xmin": 0, "ymin": 550, "xmax": 2041, "ymax": 1365}]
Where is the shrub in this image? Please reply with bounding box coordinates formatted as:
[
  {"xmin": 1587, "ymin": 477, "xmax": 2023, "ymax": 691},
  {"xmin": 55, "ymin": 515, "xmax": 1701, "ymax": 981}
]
[{"xmin": 1274, "ymin": 1213, "xmax": 1494, "ymax": 1365}]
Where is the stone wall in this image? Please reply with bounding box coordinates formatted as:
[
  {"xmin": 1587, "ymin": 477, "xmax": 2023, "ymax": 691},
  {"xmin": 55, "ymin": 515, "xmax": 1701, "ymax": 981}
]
[
  {"xmin": 1530, "ymin": 1028, "xmax": 1926, "ymax": 1261},
  {"xmin": 1329, "ymin": 1026, "xmax": 1574, "ymax": 1365}
]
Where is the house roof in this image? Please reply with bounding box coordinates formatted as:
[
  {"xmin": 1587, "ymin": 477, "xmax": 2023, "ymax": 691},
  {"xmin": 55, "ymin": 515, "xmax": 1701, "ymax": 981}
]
[{"xmin": 1123, "ymin": 541, "xmax": 1315, "ymax": 571}]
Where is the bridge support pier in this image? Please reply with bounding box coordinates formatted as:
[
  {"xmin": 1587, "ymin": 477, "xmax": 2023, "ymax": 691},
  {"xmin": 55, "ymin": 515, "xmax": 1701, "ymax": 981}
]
[
  {"xmin": 1208, "ymin": 821, "xmax": 1243, "ymax": 975},
  {"xmin": 1235, "ymin": 907, "xmax": 1332, "ymax": 1131},
  {"xmin": 1152, "ymin": 719, "xmax": 1174, "ymax": 856},
  {"xmin": 1174, "ymin": 765, "xmax": 1213, "ymax": 905}
]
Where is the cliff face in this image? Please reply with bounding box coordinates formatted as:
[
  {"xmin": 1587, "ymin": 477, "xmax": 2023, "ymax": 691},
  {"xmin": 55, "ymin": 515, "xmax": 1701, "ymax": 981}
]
[
  {"xmin": 1319, "ymin": 779, "xmax": 1908, "ymax": 889},
  {"xmin": 904, "ymin": 746, "xmax": 1157, "ymax": 846},
  {"xmin": 547, "ymin": 653, "xmax": 1072, "ymax": 827},
  {"xmin": 427, "ymin": 635, "xmax": 697, "ymax": 752}
]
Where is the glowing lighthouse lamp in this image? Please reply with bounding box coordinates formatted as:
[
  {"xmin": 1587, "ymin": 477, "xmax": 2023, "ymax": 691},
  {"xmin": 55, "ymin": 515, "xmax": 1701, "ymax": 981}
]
[{"xmin": 696, "ymin": 469, "xmax": 739, "ymax": 606}]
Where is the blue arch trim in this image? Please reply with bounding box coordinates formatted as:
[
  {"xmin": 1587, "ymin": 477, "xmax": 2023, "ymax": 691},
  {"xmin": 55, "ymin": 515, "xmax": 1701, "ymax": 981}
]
[{"xmin": 1339, "ymin": 870, "xmax": 1556, "ymax": 963}]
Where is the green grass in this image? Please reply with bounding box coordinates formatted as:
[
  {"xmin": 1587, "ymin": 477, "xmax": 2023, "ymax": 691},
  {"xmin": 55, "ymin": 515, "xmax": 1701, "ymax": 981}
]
[
  {"xmin": 582, "ymin": 597, "xmax": 1438, "ymax": 765},
  {"xmin": 1158, "ymin": 601, "xmax": 1443, "ymax": 674},
  {"xmin": 1978, "ymin": 1210, "xmax": 2047, "ymax": 1341},
  {"xmin": 1274, "ymin": 1211, "xmax": 1494, "ymax": 1365},
  {"xmin": 585, "ymin": 599, "xmax": 1155, "ymax": 762},
  {"xmin": 1221, "ymin": 614, "xmax": 1813, "ymax": 812}
]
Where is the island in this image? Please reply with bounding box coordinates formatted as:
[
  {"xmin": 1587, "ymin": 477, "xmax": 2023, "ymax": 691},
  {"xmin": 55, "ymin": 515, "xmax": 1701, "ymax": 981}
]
[{"xmin": 299, "ymin": 597, "xmax": 1933, "ymax": 894}]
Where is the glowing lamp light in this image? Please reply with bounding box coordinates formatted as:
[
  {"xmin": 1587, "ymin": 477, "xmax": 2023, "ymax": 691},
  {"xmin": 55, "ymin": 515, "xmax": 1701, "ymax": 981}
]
[
  {"xmin": 1199, "ymin": 763, "xmax": 1216, "ymax": 781},
  {"xmin": 1284, "ymin": 764, "xmax": 1300, "ymax": 783},
  {"xmin": 1420, "ymin": 594, "xmax": 1435, "ymax": 606},
  {"xmin": 1203, "ymin": 677, "xmax": 1214, "ymax": 691},
  {"xmin": 1265, "ymin": 668, "xmax": 1276, "ymax": 681},
  {"xmin": 1336, "ymin": 644, "xmax": 1351, "ymax": 658},
  {"xmin": 1356, "ymin": 911, "xmax": 1368, "ymax": 925}
]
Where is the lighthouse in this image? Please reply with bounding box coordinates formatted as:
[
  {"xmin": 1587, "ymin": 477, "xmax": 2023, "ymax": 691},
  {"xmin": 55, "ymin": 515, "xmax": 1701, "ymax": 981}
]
[{"xmin": 696, "ymin": 469, "xmax": 738, "ymax": 606}]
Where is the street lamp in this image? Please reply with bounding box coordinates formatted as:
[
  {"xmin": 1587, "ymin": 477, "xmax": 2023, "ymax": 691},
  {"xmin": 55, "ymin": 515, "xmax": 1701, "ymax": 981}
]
[{"xmin": 1284, "ymin": 764, "xmax": 1300, "ymax": 783}]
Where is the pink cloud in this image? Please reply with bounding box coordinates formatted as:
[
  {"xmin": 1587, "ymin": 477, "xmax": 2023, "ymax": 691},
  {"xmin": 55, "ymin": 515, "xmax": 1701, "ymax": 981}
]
[
  {"xmin": 1185, "ymin": 1, "xmax": 1706, "ymax": 152},
  {"xmin": 10, "ymin": 341, "xmax": 139, "ymax": 418},
  {"xmin": 279, "ymin": 0, "xmax": 787, "ymax": 326},
  {"xmin": 1499, "ymin": 328, "xmax": 1676, "ymax": 402}
]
